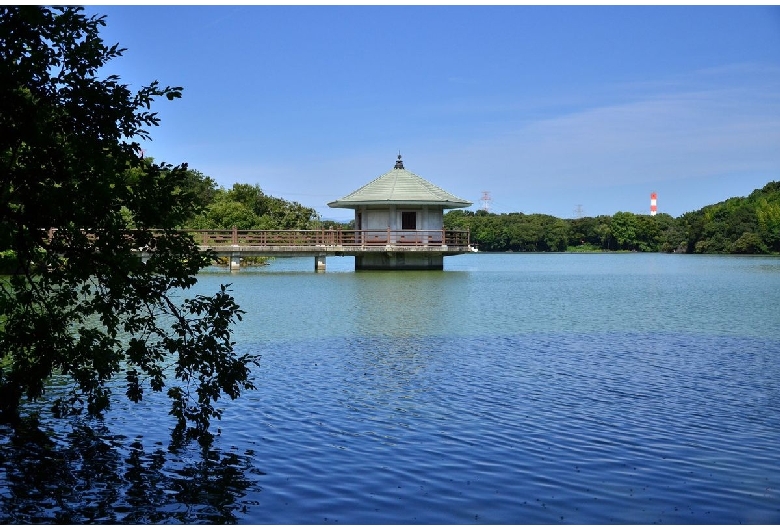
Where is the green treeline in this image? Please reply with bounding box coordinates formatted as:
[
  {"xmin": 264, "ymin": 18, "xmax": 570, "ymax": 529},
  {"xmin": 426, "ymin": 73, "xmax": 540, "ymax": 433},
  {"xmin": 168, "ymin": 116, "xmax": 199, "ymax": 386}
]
[
  {"xmin": 0, "ymin": 168, "xmax": 322, "ymax": 273},
  {"xmin": 174, "ymin": 169, "xmax": 321, "ymax": 230},
  {"xmin": 140, "ymin": 167, "xmax": 780, "ymax": 255},
  {"xmin": 444, "ymin": 181, "xmax": 780, "ymax": 254}
]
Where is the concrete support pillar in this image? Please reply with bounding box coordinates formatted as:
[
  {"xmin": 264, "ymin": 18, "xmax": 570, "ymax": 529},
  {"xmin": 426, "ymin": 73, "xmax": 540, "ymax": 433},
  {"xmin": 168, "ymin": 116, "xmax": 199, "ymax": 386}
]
[
  {"xmin": 315, "ymin": 255, "xmax": 326, "ymax": 272},
  {"xmin": 230, "ymin": 252, "xmax": 241, "ymax": 271}
]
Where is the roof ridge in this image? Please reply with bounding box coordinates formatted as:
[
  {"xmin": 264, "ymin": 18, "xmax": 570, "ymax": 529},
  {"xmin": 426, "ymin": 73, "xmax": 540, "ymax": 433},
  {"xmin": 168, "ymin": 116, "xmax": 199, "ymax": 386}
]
[{"xmin": 327, "ymin": 162, "xmax": 472, "ymax": 209}]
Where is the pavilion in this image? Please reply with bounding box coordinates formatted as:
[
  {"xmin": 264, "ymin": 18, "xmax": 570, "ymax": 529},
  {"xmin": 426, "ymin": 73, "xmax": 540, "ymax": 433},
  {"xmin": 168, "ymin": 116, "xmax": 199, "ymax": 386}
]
[{"xmin": 328, "ymin": 155, "xmax": 472, "ymax": 270}]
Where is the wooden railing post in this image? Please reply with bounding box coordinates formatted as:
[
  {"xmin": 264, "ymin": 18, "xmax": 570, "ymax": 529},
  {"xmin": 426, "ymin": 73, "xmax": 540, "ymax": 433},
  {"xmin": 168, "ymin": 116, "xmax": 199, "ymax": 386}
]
[{"xmin": 232, "ymin": 225, "xmax": 238, "ymax": 245}]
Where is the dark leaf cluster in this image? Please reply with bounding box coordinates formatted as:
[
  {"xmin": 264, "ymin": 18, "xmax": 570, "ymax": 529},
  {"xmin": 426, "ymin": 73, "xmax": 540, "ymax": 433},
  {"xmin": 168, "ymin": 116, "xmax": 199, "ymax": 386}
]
[{"xmin": 0, "ymin": 6, "xmax": 257, "ymax": 445}]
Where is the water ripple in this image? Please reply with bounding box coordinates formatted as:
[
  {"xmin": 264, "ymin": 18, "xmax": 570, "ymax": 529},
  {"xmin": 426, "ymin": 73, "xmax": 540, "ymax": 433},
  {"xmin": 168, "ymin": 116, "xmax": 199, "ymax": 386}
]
[
  {"xmin": 3, "ymin": 254, "xmax": 780, "ymax": 523},
  {"xmin": 209, "ymin": 330, "xmax": 780, "ymax": 523}
]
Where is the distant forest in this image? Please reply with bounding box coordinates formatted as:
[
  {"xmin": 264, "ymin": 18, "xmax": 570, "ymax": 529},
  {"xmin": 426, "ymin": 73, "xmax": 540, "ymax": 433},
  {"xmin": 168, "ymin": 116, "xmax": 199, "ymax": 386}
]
[
  {"xmin": 179, "ymin": 172, "xmax": 780, "ymax": 255},
  {"xmin": 4, "ymin": 171, "xmax": 776, "ymax": 274},
  {"xmin": 58, "ymin": 166, "xmax": 771, "ymax": 258},
  {"xmin": 175, "ymin": 169, "xmax": 321, "ymax": 231},
  {"xmin": 443, "ymin": 181, "xmax": 780, "ymax": 254}
]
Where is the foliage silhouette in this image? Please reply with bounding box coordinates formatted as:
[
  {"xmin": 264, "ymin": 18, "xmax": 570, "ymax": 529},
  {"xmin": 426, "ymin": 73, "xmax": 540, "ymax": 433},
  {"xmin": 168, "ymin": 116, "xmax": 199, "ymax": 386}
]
[{"xmin": 0, "ymin": 6, "xmax": 258, "ymax": 444}]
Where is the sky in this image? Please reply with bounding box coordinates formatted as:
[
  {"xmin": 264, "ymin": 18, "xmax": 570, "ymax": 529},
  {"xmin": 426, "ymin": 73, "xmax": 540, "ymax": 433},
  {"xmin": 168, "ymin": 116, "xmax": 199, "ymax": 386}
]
[{"xmin": 85, "ymin": 5, "xmax": 780, "ymax": 222}]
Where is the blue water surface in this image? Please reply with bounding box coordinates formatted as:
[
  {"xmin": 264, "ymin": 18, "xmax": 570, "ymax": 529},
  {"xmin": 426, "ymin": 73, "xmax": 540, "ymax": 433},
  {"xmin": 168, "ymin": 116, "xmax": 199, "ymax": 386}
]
[{"xmin": 1, "ymin": 253, "xmax": 778, "ymax": 523}]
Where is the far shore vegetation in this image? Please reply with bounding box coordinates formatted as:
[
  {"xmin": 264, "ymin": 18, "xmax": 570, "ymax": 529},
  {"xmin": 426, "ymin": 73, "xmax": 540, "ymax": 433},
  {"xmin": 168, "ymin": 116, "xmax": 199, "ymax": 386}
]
[
  {"xmin": 442, "ymin": 180, "xmax": 780, "ymax": 254},
  {"xmin": 3, "ymin": 176, "xmax": 777, "ymax": 277},
  {"xmin": 166, "ymin": 173, "xmax": 780, "ymax": 256},
  {"xmin": 133, "ymin": 174, "xmax": 780, "ymax": 256}
]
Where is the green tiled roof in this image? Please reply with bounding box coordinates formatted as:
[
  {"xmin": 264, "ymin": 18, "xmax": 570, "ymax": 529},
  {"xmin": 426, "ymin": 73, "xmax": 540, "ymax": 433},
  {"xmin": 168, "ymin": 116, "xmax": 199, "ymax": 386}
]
[{"xmin": 328, "ymin": 156, "xmax": 472, "ymax": 209}]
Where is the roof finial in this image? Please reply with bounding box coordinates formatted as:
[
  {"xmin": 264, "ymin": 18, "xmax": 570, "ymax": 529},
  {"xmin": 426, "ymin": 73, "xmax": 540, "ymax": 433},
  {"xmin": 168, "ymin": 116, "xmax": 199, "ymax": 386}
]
[{"xmin": 394, "ymin": 152, "xmax": 404, "ymax": 169}]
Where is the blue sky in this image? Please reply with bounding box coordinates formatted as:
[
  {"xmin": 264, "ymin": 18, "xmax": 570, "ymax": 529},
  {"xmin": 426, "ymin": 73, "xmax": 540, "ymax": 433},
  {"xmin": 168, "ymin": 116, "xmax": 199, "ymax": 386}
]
[{"xmin": 86, "ymin": 5, "xmax": 780, "ymax": 221}]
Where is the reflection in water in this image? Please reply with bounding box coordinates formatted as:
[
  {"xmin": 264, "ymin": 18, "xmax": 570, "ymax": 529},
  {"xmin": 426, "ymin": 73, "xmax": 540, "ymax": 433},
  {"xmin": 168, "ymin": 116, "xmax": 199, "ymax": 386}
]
[
  {"xmin": 346, "ymin": 270, "xmax": 469, "ymax": 340},
  {"xmin": 0, "ymin": 420, "xmax": 262, "ymax": 523}
]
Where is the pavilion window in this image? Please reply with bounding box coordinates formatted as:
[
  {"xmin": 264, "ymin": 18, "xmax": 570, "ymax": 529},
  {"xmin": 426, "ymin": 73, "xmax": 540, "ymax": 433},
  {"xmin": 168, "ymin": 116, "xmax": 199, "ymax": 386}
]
[{"xmin": 401, "ymin": 211, "xmax": 417, "ymax": 230}]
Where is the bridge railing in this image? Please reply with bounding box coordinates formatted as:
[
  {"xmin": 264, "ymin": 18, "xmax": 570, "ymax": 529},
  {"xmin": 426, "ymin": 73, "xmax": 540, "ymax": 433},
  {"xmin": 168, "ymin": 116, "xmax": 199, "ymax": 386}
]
[
  {"xmin": 41, "ymin": 227, "xmax": 471, "ymax": 249},
  {"xmin": 184, "ymin": 228, "xmax": 470, "ymax": 248}
]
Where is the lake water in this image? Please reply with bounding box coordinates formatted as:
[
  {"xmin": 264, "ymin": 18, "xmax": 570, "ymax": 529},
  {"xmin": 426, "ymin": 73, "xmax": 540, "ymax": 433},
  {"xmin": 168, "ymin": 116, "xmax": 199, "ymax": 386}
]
[{"xmin": 1, "ymin": 253, "xmax": 779, "ymax": 523}]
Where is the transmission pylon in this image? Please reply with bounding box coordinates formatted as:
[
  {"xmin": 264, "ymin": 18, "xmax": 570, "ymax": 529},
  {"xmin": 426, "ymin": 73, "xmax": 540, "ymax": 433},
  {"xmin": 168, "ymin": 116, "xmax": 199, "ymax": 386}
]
[{"xmin": 480, "ymin": 191, "xmax": 492, "ymax": 213}]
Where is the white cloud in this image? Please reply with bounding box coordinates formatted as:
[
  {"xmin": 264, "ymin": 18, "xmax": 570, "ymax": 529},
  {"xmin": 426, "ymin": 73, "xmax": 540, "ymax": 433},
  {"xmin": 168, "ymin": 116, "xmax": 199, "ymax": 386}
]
[
  {"xmin": 425, "ymin": 70, "xmax": 780, "ymax": 197},
  {"xmin": 174, "ymin": 63, "xmax": 780, "ymax": 220}
]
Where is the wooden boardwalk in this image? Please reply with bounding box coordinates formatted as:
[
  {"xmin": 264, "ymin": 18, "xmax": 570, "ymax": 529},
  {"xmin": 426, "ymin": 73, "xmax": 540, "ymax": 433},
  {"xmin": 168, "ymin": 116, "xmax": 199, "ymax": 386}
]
[
  {"xmin": 44, "ymin": 227, "xmax": 472, "ymax": 270},
  {"xmin": 162, "ymin": 228, "xmax": 472, "ymax": 270}
]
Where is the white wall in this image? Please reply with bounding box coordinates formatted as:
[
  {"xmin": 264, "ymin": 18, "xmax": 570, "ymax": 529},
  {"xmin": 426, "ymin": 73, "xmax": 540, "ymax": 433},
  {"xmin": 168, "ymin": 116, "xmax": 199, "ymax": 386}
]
[
  {"xmin": 354, "ymin": 206, "xmax": 445, "ymax": 231},
  {"xmin": 364, "ymin": 209, "xmax": 389, "ymax": 229}
]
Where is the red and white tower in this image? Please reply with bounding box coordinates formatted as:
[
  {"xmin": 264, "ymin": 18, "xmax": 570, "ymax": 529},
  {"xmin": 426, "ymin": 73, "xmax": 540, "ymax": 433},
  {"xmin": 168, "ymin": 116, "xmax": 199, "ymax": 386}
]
[{"xmin": 650, "ymin": 192, "xmax": 658, "ymax": 216}]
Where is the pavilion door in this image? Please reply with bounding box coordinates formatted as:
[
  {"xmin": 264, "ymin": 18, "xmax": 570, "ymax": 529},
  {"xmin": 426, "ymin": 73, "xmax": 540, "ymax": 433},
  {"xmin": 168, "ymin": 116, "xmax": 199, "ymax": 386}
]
[{"xmin": 401, "ymin": 211, "xmax": 418, "ymax": 244}]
